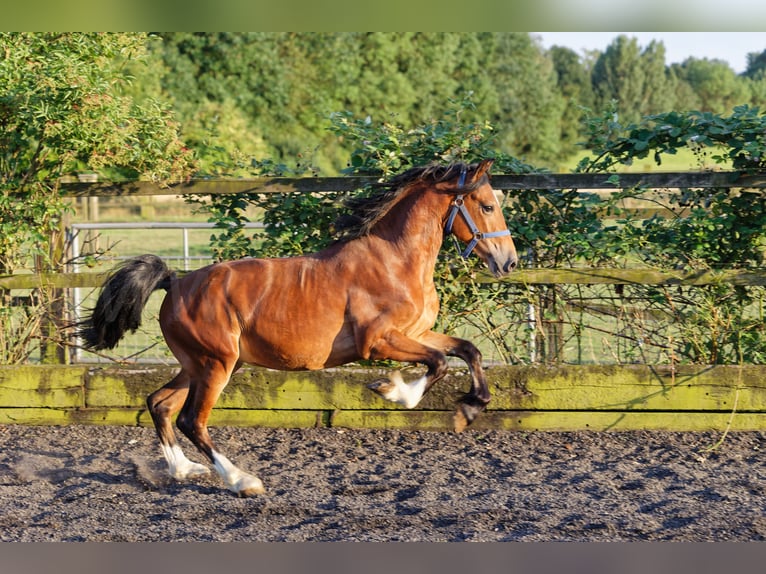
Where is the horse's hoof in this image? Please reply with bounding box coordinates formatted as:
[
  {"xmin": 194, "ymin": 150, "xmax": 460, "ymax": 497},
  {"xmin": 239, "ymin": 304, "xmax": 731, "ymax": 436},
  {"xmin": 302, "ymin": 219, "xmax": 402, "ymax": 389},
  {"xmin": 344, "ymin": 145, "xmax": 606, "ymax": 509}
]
[
  {"xmin": 453, "ymin": 400, "xmax": 485, "ymax": 433},
  {"xmin": 233, "ymin": 476, "xmax": 266, "ymax": 497},
  {"xmin": 237, "ymin": 484, "xmax": 266, "ymax": 497},
  {"xmin": 453, "ymin": 409, "xmax": 468, "ymax": 433}
]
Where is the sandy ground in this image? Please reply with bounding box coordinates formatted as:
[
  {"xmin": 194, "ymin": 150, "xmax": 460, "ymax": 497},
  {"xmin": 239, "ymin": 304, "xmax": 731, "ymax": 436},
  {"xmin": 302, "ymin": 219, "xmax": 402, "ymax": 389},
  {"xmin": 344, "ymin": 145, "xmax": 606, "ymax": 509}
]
[{"xmin": 0, "ymin": 424, "xmax": 763, "ymax": 542}]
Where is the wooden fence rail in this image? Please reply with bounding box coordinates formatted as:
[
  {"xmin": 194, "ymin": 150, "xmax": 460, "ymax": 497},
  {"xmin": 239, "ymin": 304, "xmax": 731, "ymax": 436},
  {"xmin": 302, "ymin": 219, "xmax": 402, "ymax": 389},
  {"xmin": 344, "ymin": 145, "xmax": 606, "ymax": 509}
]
[
  {"xmin": 3, "ymin": 267, "xmax": 766, "ymax": 291},
  {"xmin": 57, "ymin": 170, "xmax": 766, "ymax": 198}
]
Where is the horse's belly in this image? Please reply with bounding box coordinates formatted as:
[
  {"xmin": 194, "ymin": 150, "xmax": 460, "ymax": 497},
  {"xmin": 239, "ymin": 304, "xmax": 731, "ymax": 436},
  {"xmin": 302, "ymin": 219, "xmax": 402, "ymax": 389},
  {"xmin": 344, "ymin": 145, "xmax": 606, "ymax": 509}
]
[{"xmin": 238, "ymin": 323, "xmax": 358, "ymax": 370}]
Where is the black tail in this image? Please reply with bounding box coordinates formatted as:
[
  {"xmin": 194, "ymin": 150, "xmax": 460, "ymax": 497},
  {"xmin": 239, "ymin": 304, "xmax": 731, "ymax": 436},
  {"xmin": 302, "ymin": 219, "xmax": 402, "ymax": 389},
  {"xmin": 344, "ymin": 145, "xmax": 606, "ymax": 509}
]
[{"xmin": 77, "ymin": 255, "xmax": 175, "ymax": 351}]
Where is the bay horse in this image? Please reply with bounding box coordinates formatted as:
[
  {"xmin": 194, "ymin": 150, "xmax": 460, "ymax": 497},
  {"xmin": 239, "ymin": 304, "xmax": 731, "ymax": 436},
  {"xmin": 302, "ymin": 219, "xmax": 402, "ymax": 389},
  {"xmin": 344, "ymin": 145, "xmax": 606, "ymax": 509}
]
[{"xmin": 78, "ymin": 159, "xmax": 517, "ymax": 496}]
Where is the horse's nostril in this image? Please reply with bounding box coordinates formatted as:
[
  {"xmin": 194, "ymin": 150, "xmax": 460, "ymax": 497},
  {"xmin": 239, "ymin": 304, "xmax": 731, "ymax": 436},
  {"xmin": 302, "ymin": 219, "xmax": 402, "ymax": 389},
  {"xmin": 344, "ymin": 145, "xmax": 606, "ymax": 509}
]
[{"xmin": 505, "ymin": 258, "xmax": 517, "ymax": 272}]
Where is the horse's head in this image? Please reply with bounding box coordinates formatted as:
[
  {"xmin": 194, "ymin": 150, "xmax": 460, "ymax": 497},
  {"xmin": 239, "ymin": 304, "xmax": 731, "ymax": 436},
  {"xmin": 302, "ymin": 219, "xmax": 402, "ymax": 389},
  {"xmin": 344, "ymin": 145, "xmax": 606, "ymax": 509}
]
[{"xmin": 443, "ymin": 159, "xmax": 518, "ymax": 278}]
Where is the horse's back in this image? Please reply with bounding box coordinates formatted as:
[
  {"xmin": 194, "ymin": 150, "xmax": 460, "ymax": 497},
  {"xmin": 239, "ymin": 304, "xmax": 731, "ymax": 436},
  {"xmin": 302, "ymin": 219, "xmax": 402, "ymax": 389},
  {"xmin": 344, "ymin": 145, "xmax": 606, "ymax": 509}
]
[{"xmin": 161, "ymin": 256, "xmax": 359, "ymax": 370}]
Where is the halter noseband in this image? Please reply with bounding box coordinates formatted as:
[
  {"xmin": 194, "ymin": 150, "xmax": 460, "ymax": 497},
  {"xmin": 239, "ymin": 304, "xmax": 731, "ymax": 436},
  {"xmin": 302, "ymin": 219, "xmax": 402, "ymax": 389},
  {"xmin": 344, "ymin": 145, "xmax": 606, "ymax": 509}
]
[{"xmin": 444, "ymin": 165, "xmax": 511, "ymax": 259}]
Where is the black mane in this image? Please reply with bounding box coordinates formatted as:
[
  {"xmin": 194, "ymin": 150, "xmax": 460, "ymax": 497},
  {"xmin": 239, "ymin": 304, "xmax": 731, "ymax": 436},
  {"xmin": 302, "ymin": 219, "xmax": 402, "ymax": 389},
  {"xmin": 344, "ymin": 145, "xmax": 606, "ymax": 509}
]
[{"xmin": 335, "ymin": 161, "xmax": 482, "ymax": 240}]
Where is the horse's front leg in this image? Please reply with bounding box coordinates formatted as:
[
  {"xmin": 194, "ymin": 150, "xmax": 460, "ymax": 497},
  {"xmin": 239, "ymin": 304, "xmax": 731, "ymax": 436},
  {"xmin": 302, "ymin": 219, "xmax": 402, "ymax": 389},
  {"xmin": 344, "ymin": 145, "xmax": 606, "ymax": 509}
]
[
  {"xmin": 364, "ymin": 330, "xmax": 448, "ymax": 409},
  {"xmin": 420, "ymin": 331, "xmax": 490, "ymax": 432}
]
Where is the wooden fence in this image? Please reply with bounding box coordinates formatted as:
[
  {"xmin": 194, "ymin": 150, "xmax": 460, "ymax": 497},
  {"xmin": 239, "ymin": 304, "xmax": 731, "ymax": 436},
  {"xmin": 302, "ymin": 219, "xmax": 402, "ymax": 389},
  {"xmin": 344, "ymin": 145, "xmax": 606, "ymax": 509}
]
[
  {"xmin": 2, "ymin": 169, "xmax": 765, "ymax": 291},
  {"xmin": 1, "ymin": 171, "xmax": 765, "ymax": 430},
  {"xmin": 1, "ymin": 364, "xmax": 765, "ymax": 431}
]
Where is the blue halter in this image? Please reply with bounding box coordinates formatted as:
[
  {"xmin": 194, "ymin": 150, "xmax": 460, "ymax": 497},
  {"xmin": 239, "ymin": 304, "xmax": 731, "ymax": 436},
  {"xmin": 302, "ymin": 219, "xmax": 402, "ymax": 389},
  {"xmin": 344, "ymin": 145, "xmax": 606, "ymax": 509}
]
[{"xmin": 444, "ymin": 166, "xmax": 511, "ymax": 259}]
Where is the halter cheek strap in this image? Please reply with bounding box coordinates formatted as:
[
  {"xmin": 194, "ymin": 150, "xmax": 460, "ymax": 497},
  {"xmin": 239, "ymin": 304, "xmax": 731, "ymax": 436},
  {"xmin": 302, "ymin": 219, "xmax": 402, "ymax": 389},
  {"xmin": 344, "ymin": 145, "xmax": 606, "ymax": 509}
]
[
  {"xmin": 456, "ymin": 165, "xmax": 468, "ymax": 188},
  {"xmin": 444, "ymin": 166, "xmax": 511, "ymax": 259}
]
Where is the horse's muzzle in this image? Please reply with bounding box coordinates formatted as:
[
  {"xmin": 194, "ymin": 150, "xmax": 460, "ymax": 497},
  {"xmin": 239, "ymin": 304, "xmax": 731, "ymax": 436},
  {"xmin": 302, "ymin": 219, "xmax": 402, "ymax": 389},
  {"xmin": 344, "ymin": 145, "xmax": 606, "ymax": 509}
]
[
  {"xmin": 502, "ymin": 255, "xmax": 518, "ymax": 274},
  {"xmin": 488, "ymin": 252, "xmax": 517, "ymax": 278}
]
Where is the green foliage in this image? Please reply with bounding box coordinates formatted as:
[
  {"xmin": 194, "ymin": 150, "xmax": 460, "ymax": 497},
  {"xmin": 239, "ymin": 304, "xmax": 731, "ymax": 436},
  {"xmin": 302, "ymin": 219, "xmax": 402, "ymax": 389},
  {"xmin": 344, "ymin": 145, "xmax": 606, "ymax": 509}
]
[
  {"xmin": 548, "ymin": 46, "xmax": 595, "ymax": 160},
  {"xmin": 0, "ymin": 32, "xmax": 196, "ymax": 363},
  {"xmin": 480, "ymin": 33, "xmax": 565, "ymax": 163},
  {"xmin": 591, "ymin": 36, "xmax": 676, "ymax": 127},
  {"xmin": 151, "ymin": 32, "xmax": 569, "ymax": 173},
  {"xmin": 142, "ymin": 32, "xmax": 766, "ymax": 178},
  {"xmin": 329, "ymin": 95, "xmax": 538, "ymax": 177},
  {"xmin": 0, "ymin": 32, "xmax": 195, "ymax": 273},
  {"xmin": 567, "ymin": 105, "xmax": 766, "ymax": 363},
  {"xmin": 673, "ymin": 58, "xmax": 751, "ymax": 113},
  {"xmin": 579, "ymin": 103, "xmax": 766, "ymax": 173},
  {"xmin": 744, "ymin": 49, "xmax": 766, "ymax": 78},
  {"xmin": 573, "ymin": 105, "xmax": 766, "ymax": 274}
]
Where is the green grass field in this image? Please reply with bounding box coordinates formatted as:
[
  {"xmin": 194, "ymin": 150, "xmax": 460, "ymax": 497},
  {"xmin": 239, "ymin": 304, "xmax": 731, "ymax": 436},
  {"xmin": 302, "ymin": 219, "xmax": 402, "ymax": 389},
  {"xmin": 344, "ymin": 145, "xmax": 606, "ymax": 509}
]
[{"xmin": 555, "ymin": 145, "xmax": 731, "ymax": 173}]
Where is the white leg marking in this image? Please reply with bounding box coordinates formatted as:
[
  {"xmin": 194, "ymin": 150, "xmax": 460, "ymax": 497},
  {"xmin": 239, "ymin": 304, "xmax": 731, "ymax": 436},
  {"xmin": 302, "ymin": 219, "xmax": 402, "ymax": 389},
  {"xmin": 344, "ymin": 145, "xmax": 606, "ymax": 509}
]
[
  {"xmin": 379, "ymin": 371, "xmax": 428, "ymax": 409},
  {"xmin": 212, "ymin": 451, "xmax": 265, "ymax": 496},
  {"xmin": 160, "ymin": 443, "xmax": 210, "ymax": 480}
]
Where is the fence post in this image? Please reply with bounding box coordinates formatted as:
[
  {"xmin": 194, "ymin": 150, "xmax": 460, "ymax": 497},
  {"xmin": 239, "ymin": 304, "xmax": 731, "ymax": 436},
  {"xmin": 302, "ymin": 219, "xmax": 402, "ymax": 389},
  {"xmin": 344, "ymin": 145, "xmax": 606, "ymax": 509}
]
[{"xmin": 38, "ymin": 216, "xmax": 70, "ymax": 365}]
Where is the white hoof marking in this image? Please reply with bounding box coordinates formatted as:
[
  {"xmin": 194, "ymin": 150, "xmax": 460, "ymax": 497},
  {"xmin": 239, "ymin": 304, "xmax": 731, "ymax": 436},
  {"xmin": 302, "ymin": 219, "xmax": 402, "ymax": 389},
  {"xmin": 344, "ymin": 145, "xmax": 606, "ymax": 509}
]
[
  {"xmin": 379, "ymin": 370, "xmax": 428, "ymax": 409},
  {"xmin": 161, "ymin": 443, "xmax": 210, "ymax": 480},
  {"xmin": 212, "ymin": 451, "xmax": 265, "ymax": 496}
]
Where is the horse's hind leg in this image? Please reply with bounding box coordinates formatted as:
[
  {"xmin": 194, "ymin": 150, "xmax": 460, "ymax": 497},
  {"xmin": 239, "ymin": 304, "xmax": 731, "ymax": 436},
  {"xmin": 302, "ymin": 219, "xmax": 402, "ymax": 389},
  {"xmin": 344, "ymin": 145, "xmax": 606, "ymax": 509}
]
[
  {"xmin": 146, "ymin": 371, "xmax": 210, "ymax": 480},
  {"xmin": 176, "ymin": 359, "xmax": 265, "ymax": 497}
]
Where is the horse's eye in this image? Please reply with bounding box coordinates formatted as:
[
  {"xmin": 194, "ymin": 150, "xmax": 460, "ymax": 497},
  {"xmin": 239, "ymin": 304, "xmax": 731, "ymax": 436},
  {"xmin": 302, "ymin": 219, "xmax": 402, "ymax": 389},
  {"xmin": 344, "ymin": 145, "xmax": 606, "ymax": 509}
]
[{"xmin": 481, "ymin": 204, "xmax": 494, "ymax": 214}]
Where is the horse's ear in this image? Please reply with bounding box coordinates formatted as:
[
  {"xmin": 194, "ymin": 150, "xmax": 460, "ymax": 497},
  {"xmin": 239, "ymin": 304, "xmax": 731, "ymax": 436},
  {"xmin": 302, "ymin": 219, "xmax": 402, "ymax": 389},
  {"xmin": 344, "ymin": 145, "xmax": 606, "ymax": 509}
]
[{"xmin": 470, "ymin": 159, "xmax": 494, "ymax": 184}]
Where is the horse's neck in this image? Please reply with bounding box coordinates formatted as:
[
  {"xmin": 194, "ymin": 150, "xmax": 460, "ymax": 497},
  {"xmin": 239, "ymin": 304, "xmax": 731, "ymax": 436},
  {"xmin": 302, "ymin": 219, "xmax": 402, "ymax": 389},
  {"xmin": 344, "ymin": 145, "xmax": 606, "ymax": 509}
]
[{"xmin": 373, "ymin": 190, "xmax": 448, "ymax": 274}]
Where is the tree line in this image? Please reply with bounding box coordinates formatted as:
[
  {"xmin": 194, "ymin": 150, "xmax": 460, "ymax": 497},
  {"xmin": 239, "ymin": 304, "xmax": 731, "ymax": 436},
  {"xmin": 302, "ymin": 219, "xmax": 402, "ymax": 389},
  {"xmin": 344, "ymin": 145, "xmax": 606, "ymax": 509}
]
[{"xmin": 139, "ymin": 32, "xmax": 766, "ymax": 173}]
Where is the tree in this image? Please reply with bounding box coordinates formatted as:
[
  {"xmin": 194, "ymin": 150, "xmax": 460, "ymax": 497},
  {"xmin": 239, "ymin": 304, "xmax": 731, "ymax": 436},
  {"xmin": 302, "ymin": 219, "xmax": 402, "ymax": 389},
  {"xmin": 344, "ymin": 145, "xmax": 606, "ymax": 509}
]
[
  {"xmin": 152, "ymin": 33, "xmax": 290, "ymax": 173},
  {"xmin": 591, "ymin": 35, "xmax": 675, "ymax": 125},
  {"xmin": 0, "ymin": 33, "xmax": 195, "ymax": 273},
  {"xmin": 666, "ymin": 64, "xmax": 702, "ymax": 111},
  {"xmin": 482, "ymin": 33, "xmax": 564, "ymax": 163},
  {"xmin": 548, "ymin": 45, "xmax": 595, "ymax": 160},
  {"xmin": 0, "ymin": 33, "xmax": 195, "ymax": 362},
  {"xmin": 152, "ymin": 33, "xmax": 572, "ymax": 171},
  {"xmin": 745, "ymin": 76, "xmax": 766, "ymax": 108},
  {"xmin": 674, "ymin": 57, "xmax": 751, "ymax": 113},
  {"xmin": 744, "ymin": 49, "xmax": 766, "ymax": 79}
]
